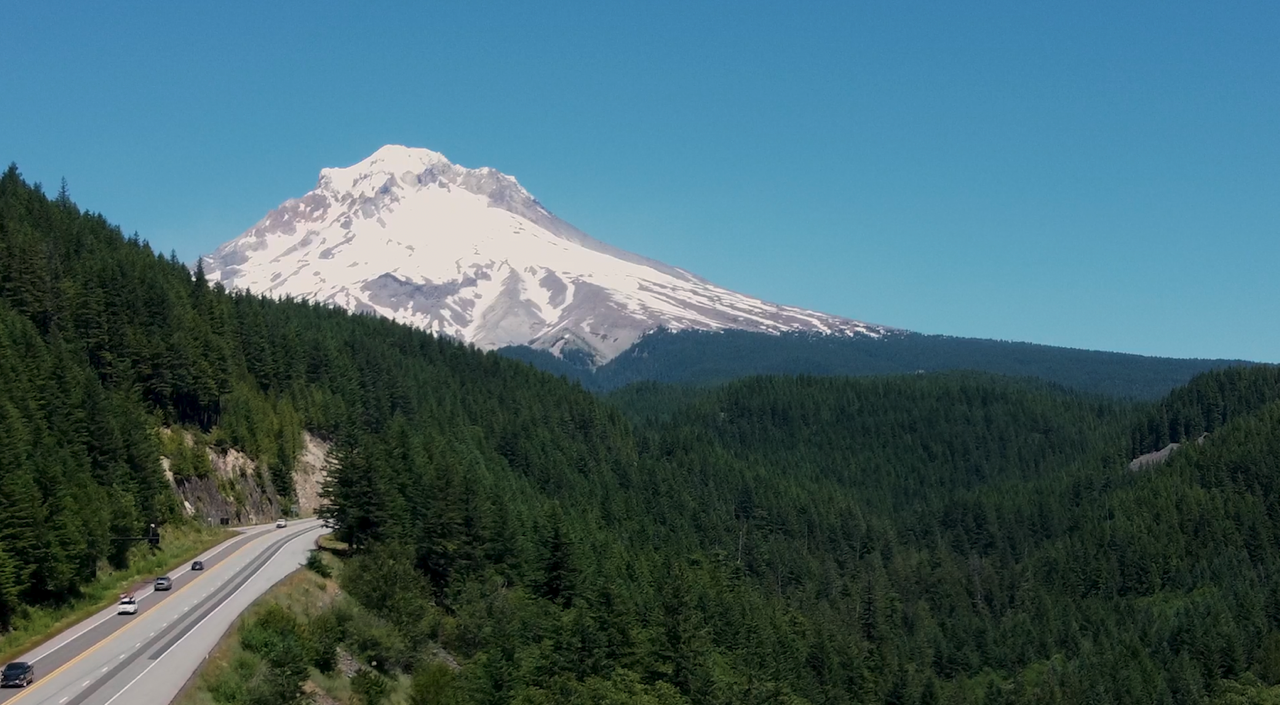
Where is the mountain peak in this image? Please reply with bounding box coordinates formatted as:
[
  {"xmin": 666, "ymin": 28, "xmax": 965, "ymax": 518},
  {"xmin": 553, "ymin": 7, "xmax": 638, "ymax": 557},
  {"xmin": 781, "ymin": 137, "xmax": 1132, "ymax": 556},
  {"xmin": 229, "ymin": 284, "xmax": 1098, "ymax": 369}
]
[
  {"xmin": 317, "ymin": 144, "xmax": 450, "ymax": 194},
  {"xmin": 204, "ymin": 147, "xmax": 887, "ymax": 363},
  {"xmin": 316, "ymin": 145, "xmax": 538, "ymax": 214}
]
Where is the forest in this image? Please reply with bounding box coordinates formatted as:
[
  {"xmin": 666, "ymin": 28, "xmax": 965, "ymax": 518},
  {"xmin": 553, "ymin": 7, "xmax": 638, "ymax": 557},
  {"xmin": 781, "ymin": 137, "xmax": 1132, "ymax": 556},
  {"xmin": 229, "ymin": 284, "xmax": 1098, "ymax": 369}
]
[
  {"xmin": 498, "ymin": 327, "xmax": 1248, "ymax": 400},
  {"xmin": 3, "ymin": 164, "xmax": 1280, "ymax": 704}
]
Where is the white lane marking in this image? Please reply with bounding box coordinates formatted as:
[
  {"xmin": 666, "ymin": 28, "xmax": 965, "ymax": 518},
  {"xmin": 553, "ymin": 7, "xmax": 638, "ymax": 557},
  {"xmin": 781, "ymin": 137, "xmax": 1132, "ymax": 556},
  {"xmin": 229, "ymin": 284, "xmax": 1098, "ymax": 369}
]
[
  {"xmin": 31, "ymin": 617, "xmax": 107, "ymax": 661},
  {"xmin": 60, "ymin": 698, "xmax": 69, "ymax": 703},
  {"xmin": 83, "ymin": 680, "xmax": 91, "ymax": 686},
  {"xmin": 25, "ymin": 590, "xmax": 148, "ymax": 663},
  {"xmin": 20, "ymin": 521, "xmax": 317, "ymax": 670},
  {"xmin": 23, "ymin": 523, "xmax": 291, "ymax": 664},
  {"xmin": 101, "ymin": 528, "xmax": 324, "ymax": 705}
]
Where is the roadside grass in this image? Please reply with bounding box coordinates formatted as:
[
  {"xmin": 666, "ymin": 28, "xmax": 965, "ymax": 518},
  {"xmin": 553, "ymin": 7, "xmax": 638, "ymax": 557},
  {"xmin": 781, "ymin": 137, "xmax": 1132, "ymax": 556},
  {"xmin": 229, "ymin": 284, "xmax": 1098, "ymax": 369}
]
[
  {"xmin": 308, "ymin": 668, "xmax": 412, "ymax": 705},
  {"xmin": 0, "ymin": 523, "xmax": 234, "ymax": 665},
  {"xmin": 316, "ymin": 533, "xmax": 350, "ymax": 555},
  {"xmin": 176, "ymin": 544, "xmax": 362, "ymax": 705},
  {"xmin": 308, "ymin": 668, "xmax": 353, "ymax": 702}
]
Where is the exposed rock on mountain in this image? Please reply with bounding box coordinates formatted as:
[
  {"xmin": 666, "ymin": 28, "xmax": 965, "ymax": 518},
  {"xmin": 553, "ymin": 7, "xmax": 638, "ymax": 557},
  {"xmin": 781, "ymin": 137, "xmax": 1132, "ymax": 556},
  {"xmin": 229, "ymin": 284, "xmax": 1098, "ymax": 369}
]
[{"xmin": 203, "ymin": 145, "xmax": 886, "ymax": 363}]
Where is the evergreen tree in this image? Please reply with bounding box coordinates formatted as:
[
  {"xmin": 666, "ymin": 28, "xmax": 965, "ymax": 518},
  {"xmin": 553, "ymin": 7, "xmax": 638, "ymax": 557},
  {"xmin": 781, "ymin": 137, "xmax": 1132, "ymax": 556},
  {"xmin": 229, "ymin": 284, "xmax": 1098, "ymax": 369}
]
[{"xmin": 6, "ymin": 164, "xmax": 1280, "ymax": 703}]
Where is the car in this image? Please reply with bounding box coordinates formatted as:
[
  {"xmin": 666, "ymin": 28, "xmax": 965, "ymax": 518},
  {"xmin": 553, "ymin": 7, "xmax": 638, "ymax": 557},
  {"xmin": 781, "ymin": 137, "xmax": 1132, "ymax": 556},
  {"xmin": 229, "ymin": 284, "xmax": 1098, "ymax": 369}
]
[
  {"xmin": 117, "ymin": 596, "xmax": 138, "ymax": 615},
  {"xmin": 154, "ymin": 576, "xmax": 173, "ymax": 591},
  {"xmin": 275, "ymin": 519, "xmax": 287, "ymax": 528},
  {"xmin": 1, "ymin": 661, "xmax": 34, "ymax": 688},
  {"xmin": 191, "ymin": 560, "xmax": 204, "ymax": 571}
]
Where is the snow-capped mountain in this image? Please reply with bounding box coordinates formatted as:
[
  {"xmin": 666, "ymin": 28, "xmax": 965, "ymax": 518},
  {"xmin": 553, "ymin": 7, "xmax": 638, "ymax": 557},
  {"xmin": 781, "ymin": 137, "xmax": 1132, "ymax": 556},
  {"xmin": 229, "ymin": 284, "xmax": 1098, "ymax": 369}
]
[{"xmin": 203, "ymin": 145, "xmax": 888, "ymax": 363}]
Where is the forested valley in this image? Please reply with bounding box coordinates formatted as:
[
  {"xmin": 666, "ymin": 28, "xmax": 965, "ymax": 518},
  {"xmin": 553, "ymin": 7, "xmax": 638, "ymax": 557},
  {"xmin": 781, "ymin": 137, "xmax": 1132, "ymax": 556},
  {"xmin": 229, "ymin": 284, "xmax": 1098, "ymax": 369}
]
[{"xmin": 4, "ymin": 165, "xmax": 1280, "ymax": 704}]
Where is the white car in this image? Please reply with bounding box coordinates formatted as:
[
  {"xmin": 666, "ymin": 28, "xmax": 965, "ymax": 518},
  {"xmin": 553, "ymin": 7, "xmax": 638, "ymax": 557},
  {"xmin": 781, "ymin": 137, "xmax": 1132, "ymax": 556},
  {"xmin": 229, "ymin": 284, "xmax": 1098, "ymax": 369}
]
[
  {"xmin": 275, "ymin": 519, "xmax": 287, "ymax": 528},
  {"xmin": 117, "ymin": 597, "xmax": 138, "ymax": 615}
]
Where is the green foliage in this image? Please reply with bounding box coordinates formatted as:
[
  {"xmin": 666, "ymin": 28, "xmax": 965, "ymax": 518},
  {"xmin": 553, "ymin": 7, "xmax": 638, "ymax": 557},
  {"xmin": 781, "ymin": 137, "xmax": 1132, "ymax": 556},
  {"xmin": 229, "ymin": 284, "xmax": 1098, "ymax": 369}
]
[
  {"xmin": 304, "ymin": 550, "xmax": 331, "ymax": 579},
  {"xmin": 10, "ymin": 163, "xmax": 1280, "ymax": 704},
  {"xmin": 0, "ymin": 522, "xmax": 225, "ymax": 663},
  {"xmin": 351, "ymin": 667, "xmax": 391, "ymax": 705},
  {"xmin": 161, "ymin": 428, "xmax": 214, "ymax": 480},
  {"xmin": 1213, "ymin": 674, "xmax": 1280, "ymax": 705},
  {"xmin": 342, "ymin": 607, "xmax": 415, "ymax": 674},
  {"xmin": 409, "ymin": 661, "xmax": 459, "ymax": 705},
  {"xmin": 0, "ymin": 166, "xmax": 292, "ymax": 629},
  {"xmin": 304, "ymin": 608, "xmax": 341, "ymax": 673},
  {"xmin": 500, "ymin": 327, "xmax": 1251, "ymax": 399},
  {"xmin": 317, "ymin": 357, "xmax": 1280, "ymax": 704},
  {"xmin": 1130, "ymin": 365, "xmax": 1280, "ymax": 455},
  {"xmin": 0, "ymin": 172, "xmax": 174, "ymax": 627},
  {"xmin": 209, "ymin": 604, "xmax": 310, "ymax": 705}
]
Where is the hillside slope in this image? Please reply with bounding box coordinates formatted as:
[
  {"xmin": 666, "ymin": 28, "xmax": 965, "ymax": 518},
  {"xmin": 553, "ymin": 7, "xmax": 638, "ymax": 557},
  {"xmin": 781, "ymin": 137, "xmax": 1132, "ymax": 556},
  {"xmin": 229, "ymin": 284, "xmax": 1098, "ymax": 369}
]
[
  {"xmin": 9, "ymin": 164, "xmax": 1280, "ymax": 704},
  {"xmin": 502, "ymin": 328, "xmax": 1251, "ymax": 399}
]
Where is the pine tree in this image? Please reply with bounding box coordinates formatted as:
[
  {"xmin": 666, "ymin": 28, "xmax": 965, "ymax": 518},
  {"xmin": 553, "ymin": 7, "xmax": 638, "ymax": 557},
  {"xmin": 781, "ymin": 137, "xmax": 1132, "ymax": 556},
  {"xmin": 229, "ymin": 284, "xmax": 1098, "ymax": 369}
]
[
  {"xmin": 319, "ymin": 433, "xmax": 380, "ymax": 549},
  {"xmin": 535, "ymin": 504, "xmax": 578, "ymax": 607},
  {"xmin": 0, "ymin": 545, "xmax": 22, "ymax": 632},
  {"xmin": 54, "ymin": 177, "xmax": 72, "ymax": 210}
]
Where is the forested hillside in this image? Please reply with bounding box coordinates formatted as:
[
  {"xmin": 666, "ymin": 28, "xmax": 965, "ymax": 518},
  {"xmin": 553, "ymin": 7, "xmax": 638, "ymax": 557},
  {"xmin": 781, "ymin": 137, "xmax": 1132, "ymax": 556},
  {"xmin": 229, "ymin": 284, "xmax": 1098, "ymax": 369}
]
[
  {"xmin": 319, "ymin": 361, "xmax": 1280, "ymax": 704},
  {"xmin": 6, "ymin": 165, "xmax": 1280, "ymax": 704},
  {"xmin": 1130, "ymin": 365, "xmax": 1280, "ymax": 456},
  {"xmin": 0, "ymin": 166, "xmax": 629, "ymax": 636},
  {"xmin": 500, "ymin": 328, "xmax": 1248, "ymax": 399}
]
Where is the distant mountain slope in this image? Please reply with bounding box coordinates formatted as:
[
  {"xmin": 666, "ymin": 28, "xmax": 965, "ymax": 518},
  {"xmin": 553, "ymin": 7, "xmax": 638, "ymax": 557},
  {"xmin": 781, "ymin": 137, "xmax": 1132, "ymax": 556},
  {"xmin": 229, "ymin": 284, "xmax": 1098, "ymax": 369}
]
[
  {"xmin": 203, "ymin": 145, "xmax": 886, "ymax": 363},
  {"xmin": 499, "ymin": 328, "xmax": 1254, "ymax": 399}
]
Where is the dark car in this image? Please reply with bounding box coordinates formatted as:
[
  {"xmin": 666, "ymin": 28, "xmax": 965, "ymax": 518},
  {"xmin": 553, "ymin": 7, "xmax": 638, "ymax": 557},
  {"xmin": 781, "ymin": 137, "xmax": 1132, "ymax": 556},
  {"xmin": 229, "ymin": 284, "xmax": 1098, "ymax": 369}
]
[
  {"xmin": 1, "ymin": 662, "xmax": 33, "ymax": 688},
  {"xmin": 191, "ymin": 560, "xmax": 204, "ymax": 571},
  {"xmin": 154, "ymin": 576, "xmax": 173, "ymax": 591}
]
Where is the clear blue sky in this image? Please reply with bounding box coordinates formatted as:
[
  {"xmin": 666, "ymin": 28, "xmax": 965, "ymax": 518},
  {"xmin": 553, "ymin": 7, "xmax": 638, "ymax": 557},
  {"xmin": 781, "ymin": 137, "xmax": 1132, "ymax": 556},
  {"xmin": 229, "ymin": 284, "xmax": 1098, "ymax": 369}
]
[{"xmin": 3, "ymin": 1, "xmax": 1277, "ymax": 362}]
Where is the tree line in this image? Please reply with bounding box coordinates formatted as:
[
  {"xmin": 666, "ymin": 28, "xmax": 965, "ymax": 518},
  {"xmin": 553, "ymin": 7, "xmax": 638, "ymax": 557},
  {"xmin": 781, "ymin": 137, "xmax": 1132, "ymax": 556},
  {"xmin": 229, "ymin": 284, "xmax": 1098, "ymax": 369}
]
[
  {"xmin": 5, "ymin": 164, "xmax": 1280, "ymax": 703},
  {"xmin": 499, "ymin": 327, "xmax": 1248, "ymax": 400}
]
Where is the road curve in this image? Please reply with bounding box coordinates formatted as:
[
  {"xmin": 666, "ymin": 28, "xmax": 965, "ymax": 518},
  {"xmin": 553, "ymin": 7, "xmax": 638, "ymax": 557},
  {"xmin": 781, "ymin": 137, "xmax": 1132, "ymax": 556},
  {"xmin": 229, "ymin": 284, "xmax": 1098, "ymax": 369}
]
[{"xmin": 0, "ymin": 519, "xmax": 327, "ymax": 705}]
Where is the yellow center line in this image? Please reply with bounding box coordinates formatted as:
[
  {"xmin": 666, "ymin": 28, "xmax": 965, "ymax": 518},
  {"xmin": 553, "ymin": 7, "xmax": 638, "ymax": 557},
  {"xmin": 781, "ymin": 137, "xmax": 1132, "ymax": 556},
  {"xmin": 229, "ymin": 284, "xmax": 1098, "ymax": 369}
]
[{"xmin": 4, "ymin": 531, "xmax": 271, "ymax": 705}]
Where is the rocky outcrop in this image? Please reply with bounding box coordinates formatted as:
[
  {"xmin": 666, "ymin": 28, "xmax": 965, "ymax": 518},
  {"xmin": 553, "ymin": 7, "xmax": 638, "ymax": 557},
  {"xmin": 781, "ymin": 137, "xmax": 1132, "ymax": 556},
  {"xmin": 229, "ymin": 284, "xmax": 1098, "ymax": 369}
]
[
  {"xmin": 173, "ymin": 443, "xmax": 283, "ymax": 526},
  {"xmin": 1128, "ymin": 433, "xmax": 1208, "ymax": 471},
  {"xmin": 293, "ymin": 433, "xmax": 332, "ymax": 517},
  {"xmin": 161, "ymin": 429, "xmax": 331, "ymax": 526}
]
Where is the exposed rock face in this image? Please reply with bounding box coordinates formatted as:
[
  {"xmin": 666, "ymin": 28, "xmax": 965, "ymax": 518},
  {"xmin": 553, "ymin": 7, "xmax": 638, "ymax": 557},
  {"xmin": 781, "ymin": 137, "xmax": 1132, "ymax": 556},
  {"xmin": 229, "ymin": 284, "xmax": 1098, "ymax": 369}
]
[
  {"xmin": 203, "ymin": 145, "xmax": 889, "ymax": 365},
  {"xmin": 1128, "ymin": 432, "xmax": 1208, "ymax": 471},
  {"xmin": 293, "ymin": 433, "xmax": 332, "ymax": 517},
  {"xmin": 173, "ymin": 444, "xmax": 282, "ymax": 525},
  {"xmin": 162, "ymin": 430, "xmax": 331, "ymax": 526},
  {"xmin": 1128, "ymin": 442, "xmax": 1182, "ymax": 471}
]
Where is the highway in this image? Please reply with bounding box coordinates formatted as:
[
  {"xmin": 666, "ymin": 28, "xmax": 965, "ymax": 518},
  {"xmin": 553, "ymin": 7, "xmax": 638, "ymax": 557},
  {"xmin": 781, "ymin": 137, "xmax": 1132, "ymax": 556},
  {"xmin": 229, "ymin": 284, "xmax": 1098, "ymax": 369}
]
[{"xmin": 0, "ymin": 519, "xmax": 327, "ymax": 705}]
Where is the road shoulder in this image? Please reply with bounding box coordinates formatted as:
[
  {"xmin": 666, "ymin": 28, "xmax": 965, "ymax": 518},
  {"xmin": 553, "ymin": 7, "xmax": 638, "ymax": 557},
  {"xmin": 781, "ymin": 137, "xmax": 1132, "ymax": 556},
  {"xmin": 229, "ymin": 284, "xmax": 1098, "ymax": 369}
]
[{"xmin": 0, "ymin": 525, "xmax": 234, "ymax": 666}]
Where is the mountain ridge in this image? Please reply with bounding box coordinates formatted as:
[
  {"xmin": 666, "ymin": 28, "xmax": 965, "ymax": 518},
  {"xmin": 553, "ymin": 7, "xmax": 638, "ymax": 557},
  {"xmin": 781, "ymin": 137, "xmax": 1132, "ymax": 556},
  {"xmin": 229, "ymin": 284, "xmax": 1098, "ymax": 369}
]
[
  {"xmin": 203, "ymin": 145, "xmax": 888, "ymax": 363},
  {"xmin": 499, "ymin": 327, "xmax": 1257, "ymax": 399}
]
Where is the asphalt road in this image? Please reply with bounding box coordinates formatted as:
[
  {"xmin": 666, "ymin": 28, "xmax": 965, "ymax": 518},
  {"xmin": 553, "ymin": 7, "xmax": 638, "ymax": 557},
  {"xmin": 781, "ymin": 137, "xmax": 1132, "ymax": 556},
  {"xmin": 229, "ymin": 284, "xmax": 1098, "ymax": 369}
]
[{"xmin": 0, "ymin": 519, "xmax": 327, "ymax": 705}]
